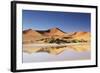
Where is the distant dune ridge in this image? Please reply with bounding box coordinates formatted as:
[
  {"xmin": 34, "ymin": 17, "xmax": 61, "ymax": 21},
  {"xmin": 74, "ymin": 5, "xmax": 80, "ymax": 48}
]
[
  {"xmin": 71, "ymin": 32, "xmax": 90, "ymax": 40},
  {"xmin": 23, "ymin": 27, "xmax": 90, "ymax": 44},
  {"xmin": 23, "ymin": 29, "xmax": 43, "ymax": 43},
  {"xmin": 23, "ymin": 27, "xmax": 90, "ymax": 54}
]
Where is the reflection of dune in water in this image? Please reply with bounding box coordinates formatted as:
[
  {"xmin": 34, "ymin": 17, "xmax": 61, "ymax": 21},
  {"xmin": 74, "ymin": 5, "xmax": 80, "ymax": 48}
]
[
  {"xmin": 23, "ymin": 43, "xmax": 91, "ymax": 63},
  {"xmin": 23, "ymin": 47, "xmax": 66, "ymax": 55},
  {"xmin": 68, "ymin": 44, "xmax": 90, "ymax": 52},
  {"xmin": 23, "ymin": 43, "xmax": 90, "ymax": 55}
]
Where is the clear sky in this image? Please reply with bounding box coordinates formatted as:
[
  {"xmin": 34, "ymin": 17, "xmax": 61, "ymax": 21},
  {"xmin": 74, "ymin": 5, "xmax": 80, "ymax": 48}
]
[{"xmin": 22, "ymin": 10, "xmax": 91, "ymax": 32}]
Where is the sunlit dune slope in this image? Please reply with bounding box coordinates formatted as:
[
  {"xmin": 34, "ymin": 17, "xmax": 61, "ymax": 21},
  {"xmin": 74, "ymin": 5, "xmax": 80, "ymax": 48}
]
[{"xmin": 23, "ymin": 27, "xmax": 91, "ymax": 55}]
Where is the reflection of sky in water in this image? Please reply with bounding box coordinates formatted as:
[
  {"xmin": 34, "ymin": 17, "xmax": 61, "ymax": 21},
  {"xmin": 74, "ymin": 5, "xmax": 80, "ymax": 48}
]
[{"xmin": 23, "ymin": 49, "xmax": 91, "ymax": 63}]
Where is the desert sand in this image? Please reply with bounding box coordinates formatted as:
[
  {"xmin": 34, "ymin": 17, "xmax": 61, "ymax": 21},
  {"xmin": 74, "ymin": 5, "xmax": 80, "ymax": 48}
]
[{"xmin": 22, "ymin": 28, "xmax": 91, "ymax": 55}]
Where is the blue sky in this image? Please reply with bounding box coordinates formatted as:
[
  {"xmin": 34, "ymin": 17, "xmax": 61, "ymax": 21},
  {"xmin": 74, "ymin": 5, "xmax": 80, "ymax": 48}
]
[{"xmin": 22, "ymin": 10, "xmax": 91, "ymax": 32}]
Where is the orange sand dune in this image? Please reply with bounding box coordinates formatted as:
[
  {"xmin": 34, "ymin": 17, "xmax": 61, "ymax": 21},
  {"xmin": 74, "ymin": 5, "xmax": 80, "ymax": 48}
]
[
  {"xmin": 71, "ymin": 32, "xmax": 90, "ymax": 41},
  {"xmin": 23, "ymin": 28, "xmax": 90, "ymax": 44}
]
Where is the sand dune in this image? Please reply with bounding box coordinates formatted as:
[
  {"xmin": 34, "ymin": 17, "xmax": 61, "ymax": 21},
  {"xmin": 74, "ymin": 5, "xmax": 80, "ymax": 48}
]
[
  {"xmin": 23, "ymin": 29, "xmax": 43, "ymax": 43},
  {"xmin": 23, "ymin": 28, "xmax": 90, "ymax": 43},
  {"xmin": 44, "ymin": 27, "xmax": 67, "ymax": 36},
  {"xmin": 23, "ymin": 27, "xmax": 91, "ymax": 54},
  {"xmin": 71, "ymin": 32, "xmax": 90, "ymax": 41}
]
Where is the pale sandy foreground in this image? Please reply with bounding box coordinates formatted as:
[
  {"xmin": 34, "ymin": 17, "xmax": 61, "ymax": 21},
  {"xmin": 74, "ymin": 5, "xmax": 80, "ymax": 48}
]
[
  {"xmin": 23, "ymin": 50, "xmax": 90, "ymax": 63},
  {"xmin": 23, "ymin": 43, "xmax": 91, "ymax": 63}
]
